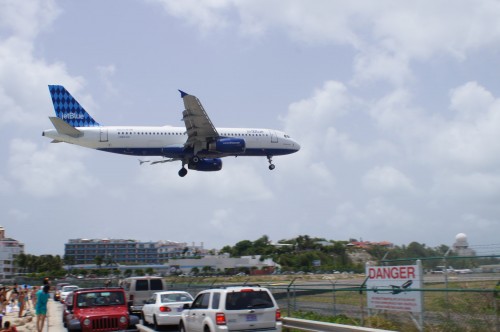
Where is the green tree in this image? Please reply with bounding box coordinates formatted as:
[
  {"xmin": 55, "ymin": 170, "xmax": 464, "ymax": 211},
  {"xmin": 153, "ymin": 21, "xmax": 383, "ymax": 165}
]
[{"xmin": 94, "ymin": 256, "xmax": 104, "ymax": 268}]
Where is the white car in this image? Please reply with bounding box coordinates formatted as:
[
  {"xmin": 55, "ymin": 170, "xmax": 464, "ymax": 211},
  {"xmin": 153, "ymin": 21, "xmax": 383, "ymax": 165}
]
[
  {"xmin": 180, "ymin": 286, "xmax": 282, "ymax": 332},
  {"xmin": 60, "ymin": 285, "xmax": 79, "ymax": 303},
  {"xmin": 142, "ymin": 291, "xmax": 194, "ymax": 330}
]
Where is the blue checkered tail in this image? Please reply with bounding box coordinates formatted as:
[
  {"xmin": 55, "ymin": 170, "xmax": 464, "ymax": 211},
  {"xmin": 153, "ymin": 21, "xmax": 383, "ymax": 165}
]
[{"xmin": 48, "ymin": 85, "xmax": 100, "ymax": 127}]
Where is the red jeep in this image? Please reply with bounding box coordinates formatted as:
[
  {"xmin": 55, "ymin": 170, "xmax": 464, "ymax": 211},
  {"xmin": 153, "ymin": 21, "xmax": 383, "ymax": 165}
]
[{"xmin": 63, "ymin": 287, "xmax": 139, "ymax": 331}]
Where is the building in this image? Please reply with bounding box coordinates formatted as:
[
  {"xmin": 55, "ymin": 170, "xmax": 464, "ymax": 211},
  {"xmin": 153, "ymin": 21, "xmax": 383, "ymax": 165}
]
[
  {"xmin": 169, "ymin": 254, "xmax": 279, "ymax": 275},
  {"xmin": 0, "ymin": 226, "xmax": 25, "ymax": 279},
  {"xmin": 452, "ymin": 233, "xmax": 476, "ymax": 257},
  {"xmin": 64, "ymin": 238, "xmax": 206, "ymax": 265}
]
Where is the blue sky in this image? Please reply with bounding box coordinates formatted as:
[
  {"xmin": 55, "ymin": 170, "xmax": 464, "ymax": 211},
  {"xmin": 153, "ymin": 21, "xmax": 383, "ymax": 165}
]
[{"xmin": 1, "ymin": 0, "xmax": 500, "ymax": 255}]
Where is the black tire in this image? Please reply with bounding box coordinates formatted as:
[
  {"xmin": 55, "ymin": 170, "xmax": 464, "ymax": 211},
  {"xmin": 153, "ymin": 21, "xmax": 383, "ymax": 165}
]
[
  {"xmin": 178, "ymin": 168, "xmax": 188, "ymax": 177},
  {"xmin": 204, "ymin": 325, "xmax": 211, "ymax": 332},
  {"xmin": 153, "ymin": 315, "xmax": 160, "ymax": 331},
  {"xmin": 179, "ymin": 322, "xmax": 186, "ymax": 332},
  {"xmin": 269, "ymin": 164, "xmax": 275, "ymax": 170}
]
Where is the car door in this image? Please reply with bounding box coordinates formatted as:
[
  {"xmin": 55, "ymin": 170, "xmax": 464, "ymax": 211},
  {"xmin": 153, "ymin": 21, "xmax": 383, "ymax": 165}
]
[
  {"xmin": 142, "ymin": 294, "xmax": 157, "ymax": 324},
  {"xmin": 185, "ymin": 293, "xmax": 210, "ymax": 332}
]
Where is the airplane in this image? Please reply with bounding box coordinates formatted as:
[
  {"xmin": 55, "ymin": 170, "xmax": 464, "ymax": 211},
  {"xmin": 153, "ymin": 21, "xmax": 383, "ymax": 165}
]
[{"xmin": 42, "ymin": 85, "xmax": 300, "ymax": 177}]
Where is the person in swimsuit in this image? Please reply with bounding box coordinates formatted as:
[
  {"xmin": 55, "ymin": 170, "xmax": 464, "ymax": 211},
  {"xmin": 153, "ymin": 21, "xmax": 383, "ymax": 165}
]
[{"xmin": 35, "ymin": 285, "xmax": 50, "ymax": 332}]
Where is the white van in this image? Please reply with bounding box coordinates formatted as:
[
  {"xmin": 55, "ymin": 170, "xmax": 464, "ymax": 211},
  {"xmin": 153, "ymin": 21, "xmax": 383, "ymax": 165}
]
[{"xmin": 122, "ymin": 276, "xmax": 167, "ymax": 314}]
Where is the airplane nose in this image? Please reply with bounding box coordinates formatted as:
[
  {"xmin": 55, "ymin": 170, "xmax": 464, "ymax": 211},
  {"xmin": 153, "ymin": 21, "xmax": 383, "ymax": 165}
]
[{"xmin": 294, "ymin": 140, "xmax": 301, "ymax": 151}]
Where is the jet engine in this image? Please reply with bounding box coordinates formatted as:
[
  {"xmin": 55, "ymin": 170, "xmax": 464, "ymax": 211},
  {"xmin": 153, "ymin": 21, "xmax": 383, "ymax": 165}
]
[
  {"xmin": 208, "ymin": 138, "xmax": 246, "ymax": 154},
  {"xmin": 188, "ymin": 158, "xmax": 223, "ymax": 171}
]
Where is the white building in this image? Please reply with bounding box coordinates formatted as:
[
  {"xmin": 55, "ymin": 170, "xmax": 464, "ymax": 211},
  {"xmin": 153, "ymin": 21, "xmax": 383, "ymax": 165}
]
[
  {"xmin": 169, "ymin": 254, "xmax": 280, "ymax": 274},
  {"xmin": 0, "ymin": 227, "xmax": 25, "ymax": 279},
  {"xmin": 452, "ymin": 233, "xmax": 476, "ymax": 257}
]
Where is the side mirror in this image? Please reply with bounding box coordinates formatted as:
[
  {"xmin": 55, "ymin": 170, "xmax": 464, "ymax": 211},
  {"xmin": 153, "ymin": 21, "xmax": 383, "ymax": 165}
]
[{"xmin": 182, "ymin": 303, "xmax": 191, "ymax": 309}]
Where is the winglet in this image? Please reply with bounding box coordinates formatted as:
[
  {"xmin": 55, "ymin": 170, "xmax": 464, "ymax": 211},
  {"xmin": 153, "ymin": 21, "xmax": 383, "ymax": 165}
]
[{"xmin": 178, "ymin": 90, "xmax": 189, "ymax": 98}]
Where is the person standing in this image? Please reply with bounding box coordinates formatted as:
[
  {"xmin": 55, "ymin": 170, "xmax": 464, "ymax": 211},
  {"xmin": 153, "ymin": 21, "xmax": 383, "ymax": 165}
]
[{"xmin": 35, "ymin": 285, "xmax": 50, "ymax": 332}]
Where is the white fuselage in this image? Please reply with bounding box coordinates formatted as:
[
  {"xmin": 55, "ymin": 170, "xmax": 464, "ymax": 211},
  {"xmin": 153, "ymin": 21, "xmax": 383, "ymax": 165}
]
[{"xmin": 42, "ymin": 125, "xmax": 300, "ymax": 158}]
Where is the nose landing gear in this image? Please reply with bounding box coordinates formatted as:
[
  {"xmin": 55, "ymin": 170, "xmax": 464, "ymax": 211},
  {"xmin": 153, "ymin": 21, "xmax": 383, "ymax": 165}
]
[{"xmin": 178, "ymin": 167, "xmax": 188, "ymax": 177}]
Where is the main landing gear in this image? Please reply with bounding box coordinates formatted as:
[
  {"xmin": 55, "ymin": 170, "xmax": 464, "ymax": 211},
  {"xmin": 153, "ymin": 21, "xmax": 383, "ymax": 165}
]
[{"xmin": 267, "ymin": 155, "xmax": 275, "ymax": 170}]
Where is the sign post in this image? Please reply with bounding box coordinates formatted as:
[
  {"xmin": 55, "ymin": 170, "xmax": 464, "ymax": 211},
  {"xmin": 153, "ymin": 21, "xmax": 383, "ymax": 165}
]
[{"xmin": 366, "ymin": 260, "xmax": 424, "ymax": 331}]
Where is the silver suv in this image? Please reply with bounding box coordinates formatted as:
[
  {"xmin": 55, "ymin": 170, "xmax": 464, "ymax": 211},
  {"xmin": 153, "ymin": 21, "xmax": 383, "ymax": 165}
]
[{"xmin": 179, "ymin": 286, "xmax": 282, "ymax": 332}]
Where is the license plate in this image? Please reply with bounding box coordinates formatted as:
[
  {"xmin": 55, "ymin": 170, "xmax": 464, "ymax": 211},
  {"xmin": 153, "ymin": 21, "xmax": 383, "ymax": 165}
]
[{"xmin": 246, "ymin": 314, "xmax": 257, "ymax": 322}]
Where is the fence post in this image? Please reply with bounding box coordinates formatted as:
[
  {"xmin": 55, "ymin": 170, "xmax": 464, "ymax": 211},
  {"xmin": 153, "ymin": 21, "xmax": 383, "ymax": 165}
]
[
  {"xmin": 286, "ymin": 277, "xmax": 297, "ymax": 317},
  {"xmin": 332, "ymin": 281, "xmax": 337, "ymax": 316}
]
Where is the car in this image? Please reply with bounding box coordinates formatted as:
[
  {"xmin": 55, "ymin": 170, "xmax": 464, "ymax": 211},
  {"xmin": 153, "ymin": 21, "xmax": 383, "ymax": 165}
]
[
  {"xmin": 54, "ymin": 282, "xmax": 70, "ymax": 301},
  {"xmin": 121, "ymin": 276, "xmax": 167, "ymax": 316},
  {"xmin": 63, "ymin": 287, "xmax": 140, "ymax": 331},
  {"xmin": 60, "ymin": 285, "xmax": 79, "ymax": 303},
  {"xmin": 142, "ymin": 291, "xmax": 194, "ymax": 330},
  {"xmin": 179, "ymin": 285, "xmax": 282, "ymax": 332}
]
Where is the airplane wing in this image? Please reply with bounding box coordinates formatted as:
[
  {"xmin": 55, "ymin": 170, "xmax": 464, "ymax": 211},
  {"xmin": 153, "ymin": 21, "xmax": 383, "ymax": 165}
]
[{"xmin": 179, "ymin": 90, "xmax": 219, "ymax": 154}]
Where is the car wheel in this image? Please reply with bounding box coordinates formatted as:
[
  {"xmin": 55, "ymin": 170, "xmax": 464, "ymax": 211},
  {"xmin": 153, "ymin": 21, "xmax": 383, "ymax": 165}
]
[
  {"xmin": 204, "ymin": 326, "xmax": 212, "ymax": 332},
  {"xmin": 179, "ymin": 322, "xmax": 187, "ymax": 332},
  {"xmin": 153, "ymin": 315, "xmax": 160, "ymax": 331}
]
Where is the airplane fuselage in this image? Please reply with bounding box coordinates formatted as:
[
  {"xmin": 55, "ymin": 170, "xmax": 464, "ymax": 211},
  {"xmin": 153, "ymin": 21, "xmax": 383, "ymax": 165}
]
[{"xmin": 43, "ymin": 125, "xmax": 299, "ymax": 159}]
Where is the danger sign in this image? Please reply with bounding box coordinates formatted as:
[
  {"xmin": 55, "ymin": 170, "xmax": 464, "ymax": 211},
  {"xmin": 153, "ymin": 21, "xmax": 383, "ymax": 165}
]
[{"xmin": 366, "ymin": 262, "xmax": 423, "ymax": 313}]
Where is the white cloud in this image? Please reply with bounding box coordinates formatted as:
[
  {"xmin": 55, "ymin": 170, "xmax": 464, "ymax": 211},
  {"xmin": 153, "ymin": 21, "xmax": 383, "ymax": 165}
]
[
  {"xmin": 150, "ymin": 1, "xmax": 500, "ymax": 85},
  {"xmin": 135, "ymin": 159, "xmax": 274, "ymax": 201},
  {"xmin": 149, "ymin": 0, "xmax": 232, "ymax": 32},
  {"xmin": 8, "ymin": 209, "xmax": 29, "ymax": 221},
  {"xmin": 0, "ymin": 0, "xmax": 60, "ymax": 40},
  {"xmin": 97, "ymin": 64, "xmax": 118, "ymax": 96},
  {"xmin": 363, "ymin": 166, "xmax": 415, "ymax": 194},
  {"xmin": 8, "ymin": 139, "xmax": 99, "ymax": 197},
  {"xmin": 430, "ymin": 82, "xmax": 500, "ymax": 169},
  {"xmin": 0, "ymin": 175, "xmax": 12, "ymax": 194}
]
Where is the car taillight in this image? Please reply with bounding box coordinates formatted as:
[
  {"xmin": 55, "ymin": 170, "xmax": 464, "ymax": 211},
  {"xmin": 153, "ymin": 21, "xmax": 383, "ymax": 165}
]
[
  {"xmin": 276, "ymin": 309, "xmax": 281, "ymax": 321},
  {"xmin": 215, "ymin": 312, "xmax": 226, "ymax": 325},
  {"xmin": 159, "ymin": 306, "xmax": 171, "ymax": 312}
]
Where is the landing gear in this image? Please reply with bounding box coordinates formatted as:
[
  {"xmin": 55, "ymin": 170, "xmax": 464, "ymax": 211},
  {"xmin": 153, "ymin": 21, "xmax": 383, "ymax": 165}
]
[
  {"xmin": 178, "ymin": 167, "xmax": 188, "ymax": 177},
  {"xmin": 191, "ymin": 156, "xmax": 199, "ymax": 163},
  {"xmin": 267, "ymin": 155, "xmax": 275, "ymax": 170}
]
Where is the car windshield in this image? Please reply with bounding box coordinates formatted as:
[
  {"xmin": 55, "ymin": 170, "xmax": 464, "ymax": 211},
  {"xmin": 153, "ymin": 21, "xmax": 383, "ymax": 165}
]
[
  {"xmin": 160, "ymin": 293, "xmax": 193, "ymax": 303},
  {"xmin": 76, "ymin": 291, "xmax": 125, "ymax": 307},
  {"xmin": 225, "ymin": 290, "xmax": 273, "ymax": 310},
  {"xmin": 62, "ymin": 286, "xmax": 78, "ymax": 292}
]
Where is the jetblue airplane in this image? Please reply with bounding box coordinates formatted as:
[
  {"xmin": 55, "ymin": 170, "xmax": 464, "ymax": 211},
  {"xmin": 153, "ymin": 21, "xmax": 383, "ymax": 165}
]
[{"xmin": 42, "ymin": 85, "xmax": 300, "ymax": 177}]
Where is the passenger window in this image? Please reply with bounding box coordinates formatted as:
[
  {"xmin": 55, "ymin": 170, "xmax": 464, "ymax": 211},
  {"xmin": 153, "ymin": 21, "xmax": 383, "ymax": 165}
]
[
  {"xmin": 191, "ymin": 293, "xmax": 209, "ymax": 309},
  {"xmin": 135, "ymin": 280, "xmax": 148, "ymax": 291},
  {"xmin": 211, "ymin": 292, "xmax": 220, "ymax": 309},
  {"xmin": 150, "ymin": 279, "xmax": 163, "ymax": 291}
]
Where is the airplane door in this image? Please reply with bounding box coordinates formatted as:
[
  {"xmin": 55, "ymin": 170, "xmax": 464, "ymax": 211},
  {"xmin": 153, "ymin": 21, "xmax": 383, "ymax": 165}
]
[
  {"xmin": 270, "ymin": 130, "xmax": 278, "ymax": 143},
  {"xmin": 100, "ymin": 128, "xmax": 108, "ymax": 142}
]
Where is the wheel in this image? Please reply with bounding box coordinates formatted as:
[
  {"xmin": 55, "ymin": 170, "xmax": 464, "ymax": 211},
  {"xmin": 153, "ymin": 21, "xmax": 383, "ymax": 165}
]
[
  {"xmin": 192, "ymin": 156, "xmax": 199, "ymax": 163},
  {"xmin": 153, "ymin": 315, "xmax": 160, "ymax": 331},
  {"xmin": 179, "ymin": 322, "xmax": 186, "ymax": 332},
  {"xmin": 178, "ymin": 168, "xmax": 188, "ymax": 177},
  {"xmin": 269, "ymin": 164, "xmax": 275, "ymax": 170}
]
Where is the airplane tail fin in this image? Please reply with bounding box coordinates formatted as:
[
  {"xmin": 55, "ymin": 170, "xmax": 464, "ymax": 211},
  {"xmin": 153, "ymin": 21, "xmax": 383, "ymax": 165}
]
[{"xmin": 48, "ymin": 85, "xmax": 100, "ymax": 127}]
